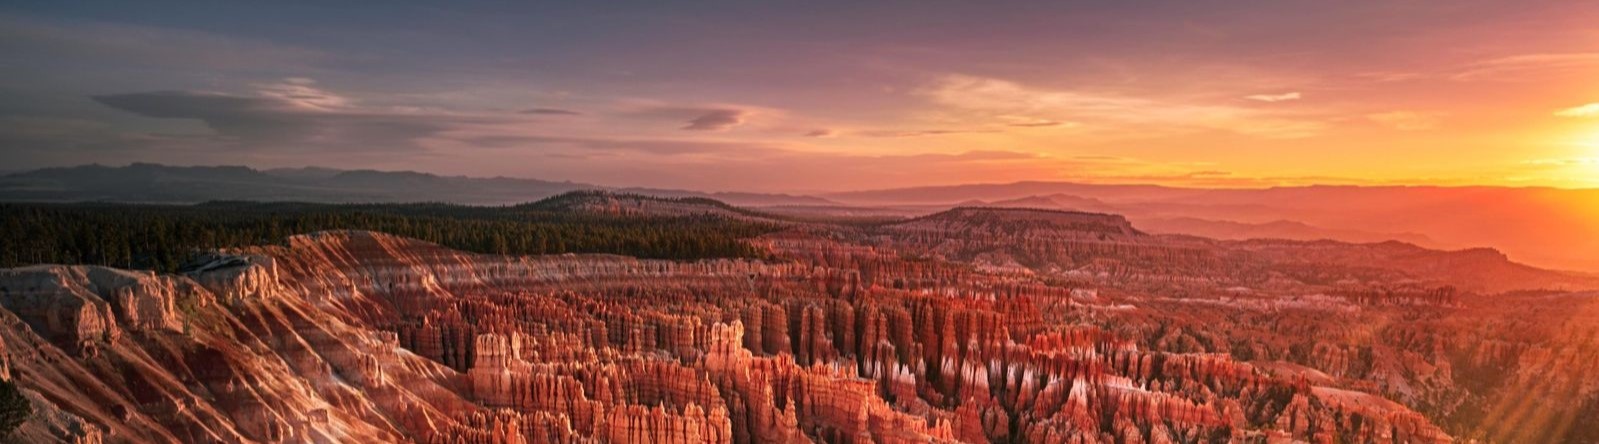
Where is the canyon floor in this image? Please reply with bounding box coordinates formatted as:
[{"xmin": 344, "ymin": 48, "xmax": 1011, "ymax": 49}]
[{"xmin": 2, "ymin": 193, "xmax": 1597, "ymax": 443}]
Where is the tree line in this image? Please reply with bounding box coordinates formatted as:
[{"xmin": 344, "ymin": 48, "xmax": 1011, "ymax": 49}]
[{"xmin": 0, "ymin": 201, "xmax": 777, "ymax": 272}]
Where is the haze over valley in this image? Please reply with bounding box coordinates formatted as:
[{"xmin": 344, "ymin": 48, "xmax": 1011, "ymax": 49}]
[{"xmin": 8, "ymin": 163, "xmax": 1598, "ymax": 273}]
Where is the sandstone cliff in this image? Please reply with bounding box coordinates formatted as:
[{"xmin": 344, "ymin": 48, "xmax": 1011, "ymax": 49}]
[{"xmin": 2, "ymin": 227, "xmax": 1484, "ymax": 443}]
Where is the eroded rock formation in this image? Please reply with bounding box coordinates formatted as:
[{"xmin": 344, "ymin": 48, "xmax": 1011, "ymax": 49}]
[{"xmin": 3, "ymin": 205, "xmax": 1592, "ymax": 443}]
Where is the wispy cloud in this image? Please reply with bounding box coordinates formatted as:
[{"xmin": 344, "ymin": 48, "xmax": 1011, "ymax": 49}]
[
  {"xmin": 1452, "ymin": 52, "xmax": 1599, "ymax": 81},
  {"xmin": 456, "ymin": 134, "xmax": 778, "ymax": 155},
  {"xmin": 519, "ymin": 108, "xmax": 582, "ymax": 115},
  {"xmin": 86, "ymin": 78, "xmax": 821, "ymax": 164},
  {"xmin": 1523, "ymin": 157, "xmax": 1599, "ymax": 168},
  {"xmin": 628, "ymin": 106, "xmax": 754, "ymax": 131},
  {"xmin": 1366, "ymin": 111, "xmax": 1442, "ymax": 131},
  {"xmin": 252, "ymin": 78, "xmax": 352, "ymax": 110},
  {"xmin": 922, "ymin": 74, "xmax": 1324, "ymax": 139},
  {"xmin": 858, "ymin": 129, "xmax": 999, "ymax": 138},
  {"xmin": 91, "ymin": 79, "xmax": 487, "ymax": 153},
  {"xmin": 1007, "ymin": 119, "xmax": 1073, "ymax": 128},
  {"xmin": 1554, "ymin": 103, "xmax": 1599, "ymax": 117},
  {"xmin": 682, "ymin": 109, "xmax": 747, "ymax": 131},
  {"xmin": 1244, "ymin": 92, "xmax": 1302, "ymax": 103},
  {"xmin": 579, "ymin": 149, "xmax": 1052, "ymax": 191},
  {"xmin": 1356, "ymin": 71, "xmax": 1427, "ymax": 83}
]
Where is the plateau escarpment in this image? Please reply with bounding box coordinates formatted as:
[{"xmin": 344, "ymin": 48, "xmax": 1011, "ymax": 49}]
[
  {"xmin": 1, "ymin": 202, "xmax": 1594, "ymax": 443},
  {"xmin": 524, "ymin": 190, "xmax": 778, "ymax": 221}
]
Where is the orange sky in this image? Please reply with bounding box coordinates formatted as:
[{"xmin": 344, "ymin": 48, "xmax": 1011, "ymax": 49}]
[{"xmin": 3, "ymin": 1, "xmax": 1599, "ymax": 192}]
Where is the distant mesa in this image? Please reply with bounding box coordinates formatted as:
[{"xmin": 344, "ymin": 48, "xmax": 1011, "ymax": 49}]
[
  {"xmin": 523, "ymin": 190, "xmax": 775, "ymax": 220},
  {"xmin": 894, "ymin": 206, "xmax": 1143, "ymax": 237}
]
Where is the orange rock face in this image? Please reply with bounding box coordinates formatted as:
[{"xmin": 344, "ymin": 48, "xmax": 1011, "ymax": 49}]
[{"xmin": 4, "ymin": 207, "xmax": 1594, "ymax": 443}]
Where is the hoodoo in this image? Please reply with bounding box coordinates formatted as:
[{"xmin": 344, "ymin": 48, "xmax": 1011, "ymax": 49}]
[{"xmin": 4, "ymin": 227, "xmax": 1519, "ymax": 443}]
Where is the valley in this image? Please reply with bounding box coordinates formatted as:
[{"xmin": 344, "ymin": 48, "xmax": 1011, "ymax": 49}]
[{"xmin": 2, "ymin": 193, "xmax": 1595, "ymax": 443}]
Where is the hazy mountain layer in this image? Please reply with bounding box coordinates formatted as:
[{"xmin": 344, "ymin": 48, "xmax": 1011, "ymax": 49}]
[
  {"xmin": 10, "ymin": 164, "xmax": 1599, "ymax": 273},
  {"xmin": 825, "ymin": 182, "xmax": 1599, "ymax": 272},
  {"xmin": 0, "ymin": 163, "xmax": 835, "ymax": 207}
]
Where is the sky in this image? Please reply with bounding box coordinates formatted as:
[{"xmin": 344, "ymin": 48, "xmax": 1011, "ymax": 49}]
[{"xmin": 2, "ymin": 0, "xmax": 1598, "ymax": 192}]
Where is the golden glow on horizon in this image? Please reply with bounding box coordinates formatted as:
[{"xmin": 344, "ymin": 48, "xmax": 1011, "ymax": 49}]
[{"xmin": 6, "ymin": 3, "xmax": 1599, "ymax": 193}]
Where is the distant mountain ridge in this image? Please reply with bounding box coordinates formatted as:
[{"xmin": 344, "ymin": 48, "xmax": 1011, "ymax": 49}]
[
  {"xmin": 523, "ymin": 190, "xmax": 781, "ymax": 221},
  {"xmin": 9, "ymin": 165, "xmax": 1599, "ymax": 272},
  {"xmin": 1135, "ymin": 216, "xmax": 1437, "ymax": 246},
  {"xmin": 894, "ymin": 206, "xmax": 1142, "ymax": 237},
  {"xmin": 878, "ymin": 206, "xmax": 1596, "ymax": 293},
  {"xmin": 825, "ymin": 181, "xmax": 1599, "ymax": 272},
  {"xmin": 0, "ymin": 163, "xmax": 837, "ymax": 206}
]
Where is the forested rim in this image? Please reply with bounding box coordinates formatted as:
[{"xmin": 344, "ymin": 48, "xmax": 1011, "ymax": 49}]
[{"xmin": 0, "ymin": 201, "xmax": 780, "ymax": 273}]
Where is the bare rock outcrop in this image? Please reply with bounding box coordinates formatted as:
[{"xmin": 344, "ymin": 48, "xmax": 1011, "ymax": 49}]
[{"xmin": 6, "ymin": 225, "xmax": 1537, "ymax": 443}]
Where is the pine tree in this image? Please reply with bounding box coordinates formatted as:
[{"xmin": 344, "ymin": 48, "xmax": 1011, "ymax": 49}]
[{"xmin": 0, "ymin": 379, "xmax": 32, "ymax": 439}]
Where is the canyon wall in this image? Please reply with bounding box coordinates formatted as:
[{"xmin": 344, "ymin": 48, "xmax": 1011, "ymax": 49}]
[
  {"xmin": 4, "ymin": 204, "xmax": 1594, "ymax": 443},
  {"xmin": 0, "ymin": 227, "xmax": 1475, "ymax": 443}
]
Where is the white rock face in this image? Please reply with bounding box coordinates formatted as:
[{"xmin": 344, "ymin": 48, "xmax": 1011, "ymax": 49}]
[
  {"xmin": 0, "ymin": 266, "xmax": 127, "ymax": 352},
  {"xmin": 186, "ymin": 253, "xmax": 281, "ymax": 303}
]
